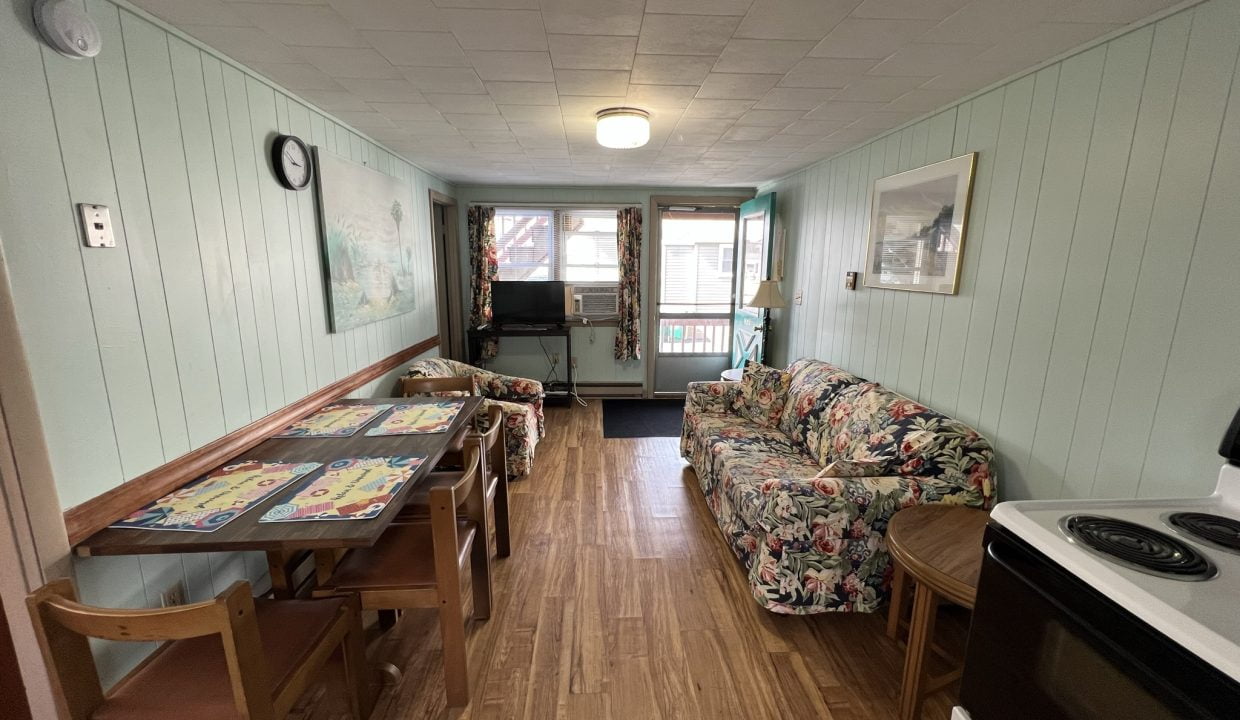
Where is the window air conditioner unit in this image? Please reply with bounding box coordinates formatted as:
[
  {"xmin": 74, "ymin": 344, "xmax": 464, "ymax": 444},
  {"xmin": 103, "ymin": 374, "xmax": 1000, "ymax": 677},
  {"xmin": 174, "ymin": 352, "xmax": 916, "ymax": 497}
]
[{"xmin": 569, "ymin": 284, "xmax": 619, "ymax": 320}]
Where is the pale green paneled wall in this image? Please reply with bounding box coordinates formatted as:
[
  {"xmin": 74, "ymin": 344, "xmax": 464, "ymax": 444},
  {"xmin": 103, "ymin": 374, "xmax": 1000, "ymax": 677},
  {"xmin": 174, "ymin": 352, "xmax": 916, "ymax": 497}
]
[
  {"xmin": 762, "ymin": 0, "xmax": 1240, "ymax": 502},
  {"xmin": 0, "ymin": 0, "xmax": 449, "ymax": 684},
  {"xmin": 454, "ymin": 186, "xmax": 752, "ymax": 385}
]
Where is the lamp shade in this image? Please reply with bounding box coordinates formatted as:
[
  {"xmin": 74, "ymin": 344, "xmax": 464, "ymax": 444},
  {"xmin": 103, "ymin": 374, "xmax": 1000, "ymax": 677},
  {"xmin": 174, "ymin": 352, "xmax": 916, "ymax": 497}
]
[
  {"xmin": 595, "ymin": 107, "xmax": 650, "ymax": 149},
  {"xmin": 747, "ymin": 279, "xmax": 787, "ymax": 309}
]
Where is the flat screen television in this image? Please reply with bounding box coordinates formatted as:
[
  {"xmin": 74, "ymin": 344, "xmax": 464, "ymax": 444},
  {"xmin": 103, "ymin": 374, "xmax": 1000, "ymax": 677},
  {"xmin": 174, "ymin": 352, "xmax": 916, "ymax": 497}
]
[{"xmin": 490, "ymin": 281, "xmax": 566, "ymax": 326}]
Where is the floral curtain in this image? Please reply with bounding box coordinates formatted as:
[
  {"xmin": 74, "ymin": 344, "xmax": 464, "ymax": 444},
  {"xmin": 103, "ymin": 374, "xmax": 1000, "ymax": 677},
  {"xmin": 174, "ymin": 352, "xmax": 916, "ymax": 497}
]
[
  {"xmin": 614, "ymin": 206, "xmax": 642, "ymax": 361},
  {"xmin": 468, "ymin": 205, "xmax": 499, "ymax": 359}
]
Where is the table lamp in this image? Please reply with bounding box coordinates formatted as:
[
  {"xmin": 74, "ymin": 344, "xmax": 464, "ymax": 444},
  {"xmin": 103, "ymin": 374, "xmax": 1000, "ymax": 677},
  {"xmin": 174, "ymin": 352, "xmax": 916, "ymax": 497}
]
[{"xmin": 746, "ymin": 279, "xmax": 786, "ymax": 364}]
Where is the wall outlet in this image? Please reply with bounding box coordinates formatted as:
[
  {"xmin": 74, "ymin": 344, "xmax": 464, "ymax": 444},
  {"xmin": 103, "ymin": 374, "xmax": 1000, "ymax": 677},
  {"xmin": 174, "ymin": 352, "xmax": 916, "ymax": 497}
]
[
  {"xmin": 160, "ymin": 580, "xmax": 187, "ymax": 608},
  {"xmin": 794, "ymin": 290, "xmax": 803, "ymax": 305}
]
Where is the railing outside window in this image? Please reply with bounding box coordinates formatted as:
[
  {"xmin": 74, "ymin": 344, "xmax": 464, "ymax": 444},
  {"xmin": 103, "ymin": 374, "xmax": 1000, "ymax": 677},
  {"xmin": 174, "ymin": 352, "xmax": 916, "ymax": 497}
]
[{"xmin": 658, "ymin": 314, "xmax": 731, "ymax": 355}]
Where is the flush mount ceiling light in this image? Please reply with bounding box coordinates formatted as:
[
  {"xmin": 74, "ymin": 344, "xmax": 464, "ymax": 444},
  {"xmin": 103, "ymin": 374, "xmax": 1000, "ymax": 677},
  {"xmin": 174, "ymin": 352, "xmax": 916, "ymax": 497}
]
[{"xmin": 595, "ymin": 107, "xmax": 650, "ymax": 149}]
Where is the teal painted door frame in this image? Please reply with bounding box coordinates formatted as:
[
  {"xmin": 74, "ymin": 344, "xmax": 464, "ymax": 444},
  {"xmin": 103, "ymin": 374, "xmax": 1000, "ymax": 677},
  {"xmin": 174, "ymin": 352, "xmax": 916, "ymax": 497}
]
[{"xmin": 732, "ymin": 192, "xmax": 775, "ymax": 367}]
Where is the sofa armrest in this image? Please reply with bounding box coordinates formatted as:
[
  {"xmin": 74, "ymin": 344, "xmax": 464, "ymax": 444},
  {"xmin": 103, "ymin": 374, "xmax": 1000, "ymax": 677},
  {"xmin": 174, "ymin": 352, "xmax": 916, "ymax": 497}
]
[
  {"xmin": 472, "ymin": 368, "xmax": 544, "ymax": 404},
  {"xmin": 686, "ymin": 380, "xmax": 740, "ymax": 415}
]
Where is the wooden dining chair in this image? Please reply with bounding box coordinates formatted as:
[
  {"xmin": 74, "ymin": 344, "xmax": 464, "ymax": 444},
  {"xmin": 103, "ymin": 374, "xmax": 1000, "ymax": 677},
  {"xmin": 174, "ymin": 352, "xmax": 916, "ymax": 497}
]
[
  {"xmin": 398, "ymin": 404, "xmax": 511, "ymax": 559},
  {"xmin": 399, "ymin": 375, "xmax": 474, "ymax": 397},
  {"xmin": 315, "ymin": 444, "xmax": 491, "ymax": 707},
  {"xmin": 26, "ymin": 579, "xmax": 369, "ymax": 720}
]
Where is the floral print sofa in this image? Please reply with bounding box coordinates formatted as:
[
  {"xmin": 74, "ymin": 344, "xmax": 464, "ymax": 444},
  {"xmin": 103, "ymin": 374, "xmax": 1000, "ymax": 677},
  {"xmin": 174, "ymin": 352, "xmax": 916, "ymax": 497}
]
[
  {"xmin": 400, "ymin": 358, "xmax": 544, "ymax": 478},
  {"xmin": 681, "ymin": 358, "xmax": 996, "ymax": 614}
]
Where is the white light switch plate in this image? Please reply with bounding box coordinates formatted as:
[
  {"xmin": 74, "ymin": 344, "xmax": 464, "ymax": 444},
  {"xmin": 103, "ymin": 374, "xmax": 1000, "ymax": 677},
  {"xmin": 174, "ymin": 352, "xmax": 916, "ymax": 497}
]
[{"xmin": 78, "ymin": 203, "xmax": 115, "ymax": 248}]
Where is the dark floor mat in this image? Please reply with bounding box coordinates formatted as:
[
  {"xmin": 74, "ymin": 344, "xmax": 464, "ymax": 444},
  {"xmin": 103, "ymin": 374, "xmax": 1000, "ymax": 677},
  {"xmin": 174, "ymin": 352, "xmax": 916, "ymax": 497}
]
[{"xmin": 601, "ymin": 399, "xmax": 685, "ymax": 438}]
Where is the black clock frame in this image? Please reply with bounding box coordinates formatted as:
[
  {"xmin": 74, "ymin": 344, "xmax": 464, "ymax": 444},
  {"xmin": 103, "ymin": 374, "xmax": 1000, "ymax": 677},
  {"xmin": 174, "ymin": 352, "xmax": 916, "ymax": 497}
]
[{"xmin": 271, "ymin": 134, "xmax": 312, "ymax": 191}]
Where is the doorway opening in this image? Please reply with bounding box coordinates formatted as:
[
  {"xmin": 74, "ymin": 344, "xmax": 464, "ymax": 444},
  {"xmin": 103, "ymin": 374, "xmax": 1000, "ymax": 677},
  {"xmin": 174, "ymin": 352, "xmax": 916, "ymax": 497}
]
[{"xmin": 429, "ymin": 191, "xmax": 463, "ymax": 360}]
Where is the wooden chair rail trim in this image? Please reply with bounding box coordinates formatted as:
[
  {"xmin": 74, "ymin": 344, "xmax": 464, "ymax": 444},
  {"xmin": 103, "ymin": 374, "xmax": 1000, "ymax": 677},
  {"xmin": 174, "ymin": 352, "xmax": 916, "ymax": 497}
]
[{"xmin": 63, "ymin": 336, "xmax": 440, "ymax": 545}]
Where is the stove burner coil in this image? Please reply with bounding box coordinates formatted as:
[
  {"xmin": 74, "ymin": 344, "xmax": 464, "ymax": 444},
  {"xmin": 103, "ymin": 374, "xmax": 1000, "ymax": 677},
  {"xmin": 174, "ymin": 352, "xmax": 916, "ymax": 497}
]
[
  {"xmin": 1060, "ymin": 514, "xmax": 1217, "ymax": 582},
  {"xmin": 1166, "ymin": 512, "xmax": 1240, "ymax": 555}
]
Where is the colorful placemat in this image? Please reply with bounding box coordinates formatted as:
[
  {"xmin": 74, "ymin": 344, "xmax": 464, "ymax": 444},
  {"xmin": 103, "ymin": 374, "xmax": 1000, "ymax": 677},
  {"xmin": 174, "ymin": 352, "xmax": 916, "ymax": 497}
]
[
  {"xmin": 258, "ymin": 455, "xmax": 426, "ymax": 522},
  {"xmin": 273, "ymin": 403, "xmax": 393, "ymax": 438},
  {"xmin": 110, "ymin": 461, "xmax": 323, "ymax": 533},
  {"xmin": 364, "ymin": 400, "xmax": 465, "ymax": 436}
]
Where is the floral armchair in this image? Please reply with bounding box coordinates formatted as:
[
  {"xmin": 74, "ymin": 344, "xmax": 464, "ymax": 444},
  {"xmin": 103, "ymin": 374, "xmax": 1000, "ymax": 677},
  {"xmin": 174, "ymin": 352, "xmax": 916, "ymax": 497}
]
[
  {"xmin": 681, "ymin": 358, "xmax": 996, "ymax": 614},
  {"xmin": 400, "ymin": 358, "xmax": 544, "ymax": 478}
]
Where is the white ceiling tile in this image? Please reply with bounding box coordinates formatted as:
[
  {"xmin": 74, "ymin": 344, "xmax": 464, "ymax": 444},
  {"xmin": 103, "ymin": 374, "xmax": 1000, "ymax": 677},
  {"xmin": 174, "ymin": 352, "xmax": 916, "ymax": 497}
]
[
  {"xmin": 499, "ymin": 104, "xmax": 559, "ymax": 122},
  {"xmin": 713, "ymin": 39, "xmax": 816, "ymax": 74},
  {"xmin": 1056, "ymin": 0, "xmax": 1181, "ymax": 24},
  {"xmin": 299, "ymin": 89, "xmax": 373, "ymax": 111},
  {"xmin": 554, "ymin": 70, "xmax": 630, "ymax": 97},
  {"xmin": 763, "ymin": 133, "xmax": 812, "ymax": 147},
  {"xmin": 467, "ymin": 51, "xmax": 555, "ymax": 81},
  {"xmin": 923, "ymin": 21, "xmax": 1117, "ymax": 90},
  {"xmin": 803, "ymin": 100, "xmax": 888, "ymax": 120},
  {"xmin": 752, "ymin": 87, "xmax": 837, "ymax": 110},
  {"xmin": 831, "ymin": 75, "xmax": 925, "ymax": 101},
  {"xmin": 433, "ymin": 0, "xmax": 538, "ymax": 7},
  {"xmin": 734, "ymin": 0, "xmax": 856, "ymax": 40},
  {"xmin": 300, "ymin": 46, "xmax": 401, "ymax": 78},
  {"xmin": 444, "ymin": 9, "xmax": 547, "ymax": 51},
  {"xmin": 924, "ymin": 0, "xmax": 1071, "ymax": 44},
  {"xmin": 674, "ymin": 117, "xmax": 738, "ymax": 135},
  {"xmin": 548, "ymin": 35, "xmax": 637, "ymax": 70},
  {"xmin": 331, "ymin": 109, "xmax": 394, "ymax": 127},
  {"xmin": 696, "ymin": 73, "xmax": 781, "ymax": 100},
  {"xmin": 850, "ymin": 0, "xmax": 969, "ymax": 21},
  {"xmin": 778, "ymin": 58, "xmax": 877, "ymax": 88},
  {"xmin": 735, "ymin": 109, "xmax": 804, "ymax": 126},
  {"xmin": 827, "ymin": 124, "xmax": 895, "ymax": 143},
  {"xmin": 230, "ymin": 3, "xmax": 364, "ymax": 46},
  {"xmin": 370, "ymin": 102, "xmax": 443, "ymax": 122},
  {"xmin": 486, "ymin": 81, "xmax": 560, "ymax": 105},
  {"xmin": 868, "ymin": 42, "xmax": 989, "ymax": 77},
  {"xmin": 134, "ymin": 0, "xmax": 247, "ymax": 26},
  {"xmin": 684, "ymin": 98, "xmax": 755, "ymax": 119},
  {"xmin": 809, "ymin": 18, "xmax": 935, "ymax": 59},
  {"xmin": 326, "ymin": 0, "xmax": 450, "ymax": 31},
  {"xmin": 637, "ymin": 15, "xmax": 740, "ymax": 56},
  {"xmin": 361, "ymin": 31, "xmax": 469, "ymax": 67},
  {"xmin": 251, "ymin": 62, "xmax": 344, "ymax": 90},
  {"xmin": 399, "ymin": 67, "xmax": 487, "ymax": 93},
  {"xmin": 424, "ymin": 93, "xmax": 499, "ymax": 114},
  {"xmin": 539, "ymin": 0, "xmax": 644, "ymax": 35},
  {"xmin": 781, "ymin": 118, "xmax": 849, "ymax": 135},
  {"xmin": 629, "ymin": 55, "xmax": 715, "ymax": 86},
  {"xmin": 185, "ymin": 26, "xmax": 300, "ymax": 63},
  {"xmin": 558, "ymin": 95, "xmax": 627, "ymax": 116},
  {"xmin": 644, "ymin": 0, "xmax": 754, "ymax": 15},
  {"xmin": 626, "ymin": 85, "xmax": 699, "ymax": 110},
  {"xmin": 445, "ymin": 114, "xmax": 511, "ymax": 129},
  {"xmin": 394, "ymin": 120, "xmax": 462, "ymax": 135},
  {"xmin": 884, "ymin": 87, "xmax": 959, "ymax": 111},
  {"xmin": 335, "ymin": 77, "xmax": 426, "ymax": 101},
  {"xmin": 722, "ymin": 125, "xmax": 779, "ymax": 141}
]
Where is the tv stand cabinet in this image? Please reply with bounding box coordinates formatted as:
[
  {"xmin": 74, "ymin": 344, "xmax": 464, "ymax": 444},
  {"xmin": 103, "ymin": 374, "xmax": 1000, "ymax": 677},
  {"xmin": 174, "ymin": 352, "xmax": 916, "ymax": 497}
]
[{"xmin": 467, "ymin": 325, "xmax": 574, "ymax": 398}]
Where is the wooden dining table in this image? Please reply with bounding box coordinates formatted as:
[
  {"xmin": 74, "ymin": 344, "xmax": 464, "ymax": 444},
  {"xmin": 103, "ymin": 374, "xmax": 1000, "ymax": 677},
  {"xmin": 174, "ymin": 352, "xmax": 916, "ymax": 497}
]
[{"xmin": 75, "ymin": 396, "xmax": 483, "ymax": 597}]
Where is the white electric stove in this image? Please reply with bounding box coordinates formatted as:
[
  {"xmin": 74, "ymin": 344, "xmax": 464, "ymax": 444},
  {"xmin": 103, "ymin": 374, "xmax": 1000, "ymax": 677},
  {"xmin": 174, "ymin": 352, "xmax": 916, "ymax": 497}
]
[{"xmin": 956, "ymin": 409, "xmax": 1240, "ymax": 719}]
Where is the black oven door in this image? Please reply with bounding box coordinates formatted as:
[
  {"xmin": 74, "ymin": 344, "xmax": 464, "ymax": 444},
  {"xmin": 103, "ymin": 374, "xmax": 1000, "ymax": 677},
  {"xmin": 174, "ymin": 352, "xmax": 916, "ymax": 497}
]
[{"xmin": 960, "ymin": 523, "xmax": 1240, "ymax": 720}]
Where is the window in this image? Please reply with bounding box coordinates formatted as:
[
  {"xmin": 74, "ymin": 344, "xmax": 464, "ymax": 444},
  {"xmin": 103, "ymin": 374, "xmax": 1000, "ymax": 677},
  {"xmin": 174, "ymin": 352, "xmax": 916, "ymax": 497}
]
[
  {"xmin": 494, "ymin": 207, "xmax": 619, "ymax": 283},
  {"xmin": 717, "ymin": 245, "xmax": 733, "ymax": 275}
]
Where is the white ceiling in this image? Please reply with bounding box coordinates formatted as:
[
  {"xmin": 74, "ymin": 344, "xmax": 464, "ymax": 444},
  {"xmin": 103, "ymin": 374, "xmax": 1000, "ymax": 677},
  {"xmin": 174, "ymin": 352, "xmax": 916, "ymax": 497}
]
[{"xmin": 131, "ymin": 0, "xmax": 1184, "ymax": 186}]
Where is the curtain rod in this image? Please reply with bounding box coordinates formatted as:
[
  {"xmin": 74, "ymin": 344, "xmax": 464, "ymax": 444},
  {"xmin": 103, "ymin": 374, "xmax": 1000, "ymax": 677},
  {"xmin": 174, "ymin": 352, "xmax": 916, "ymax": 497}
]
[{"xmin": 467, "ymin": 201, "xmax": 631, "ymax": 209}]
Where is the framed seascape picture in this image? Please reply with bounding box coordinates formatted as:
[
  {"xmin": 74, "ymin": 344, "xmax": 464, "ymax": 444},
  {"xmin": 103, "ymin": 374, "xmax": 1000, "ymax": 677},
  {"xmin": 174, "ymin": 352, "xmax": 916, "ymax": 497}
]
[
  {"xmin": 315, "ymin": 149, "xmax": 416, "ymax": 332},
  {"xmin": 863, "ymin": 152, "xmax": 977, "ymax": 295}
]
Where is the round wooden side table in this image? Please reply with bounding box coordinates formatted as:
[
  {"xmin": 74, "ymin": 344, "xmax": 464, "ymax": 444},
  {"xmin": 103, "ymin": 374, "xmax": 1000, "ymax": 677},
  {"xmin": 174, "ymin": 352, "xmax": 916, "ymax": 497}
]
[{"xmin": 885, "ymin": 505, "xmax": 989, "ymax": 720}]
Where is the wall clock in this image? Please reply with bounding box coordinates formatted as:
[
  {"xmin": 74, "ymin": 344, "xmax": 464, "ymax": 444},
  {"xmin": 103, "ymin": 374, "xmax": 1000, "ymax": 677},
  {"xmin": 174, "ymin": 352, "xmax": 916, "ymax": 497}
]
[{"xmin": 272, "ymin": 134, "xmax": 312, "ymax": 191}]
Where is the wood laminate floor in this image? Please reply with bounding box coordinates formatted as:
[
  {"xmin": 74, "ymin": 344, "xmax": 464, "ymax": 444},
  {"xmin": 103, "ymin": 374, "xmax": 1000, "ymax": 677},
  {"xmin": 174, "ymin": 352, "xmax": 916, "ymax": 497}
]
[{"xmin": 301, "ymin": 400, "xmax": 966, "ymax": 720}]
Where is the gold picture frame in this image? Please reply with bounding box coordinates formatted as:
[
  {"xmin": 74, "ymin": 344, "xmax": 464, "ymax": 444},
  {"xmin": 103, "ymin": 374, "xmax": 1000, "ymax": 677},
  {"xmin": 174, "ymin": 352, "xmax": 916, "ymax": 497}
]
[{"xmin": 863, "ymin": 152, "xmax": 977, "ymax": 295}]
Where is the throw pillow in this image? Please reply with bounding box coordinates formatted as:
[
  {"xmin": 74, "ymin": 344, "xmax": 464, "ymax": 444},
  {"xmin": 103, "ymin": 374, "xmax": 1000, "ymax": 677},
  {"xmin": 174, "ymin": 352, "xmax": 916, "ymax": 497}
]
[
  {"xmin": 733, "ymin": 361, "xmax": 791, "ymax": 427},
  {"xmin": 815, "ymin": 458, "xmax": 888, "ymax": 478}
]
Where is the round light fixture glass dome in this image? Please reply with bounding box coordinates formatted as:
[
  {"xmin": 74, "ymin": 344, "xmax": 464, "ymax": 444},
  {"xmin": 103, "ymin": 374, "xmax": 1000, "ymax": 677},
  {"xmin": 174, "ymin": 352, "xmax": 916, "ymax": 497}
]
[{"xmin": 595, "ymin": 107, "xmax": 650, "ymax": 149}]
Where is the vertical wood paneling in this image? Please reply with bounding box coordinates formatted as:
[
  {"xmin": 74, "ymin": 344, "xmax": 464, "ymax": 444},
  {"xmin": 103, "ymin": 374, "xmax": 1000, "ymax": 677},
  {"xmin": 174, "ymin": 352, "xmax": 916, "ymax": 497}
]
[
  {"xmin": 0, "ymin": 0, "xmax": 450, "ymax": 686},
  {"xmin": 762, "ymin": 0, "xmax": 1240, "ymax": 501}
]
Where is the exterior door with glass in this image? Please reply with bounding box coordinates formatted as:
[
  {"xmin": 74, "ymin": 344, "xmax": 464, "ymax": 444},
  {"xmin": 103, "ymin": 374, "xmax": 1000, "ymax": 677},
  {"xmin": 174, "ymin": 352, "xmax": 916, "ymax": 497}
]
[
  {"xmin": 652, "ymin": 206, "xmax": 739, "ymax": 395},
  {"xmin": 733, "ymin": 193, "xmax": 776, "ymax": 367}
]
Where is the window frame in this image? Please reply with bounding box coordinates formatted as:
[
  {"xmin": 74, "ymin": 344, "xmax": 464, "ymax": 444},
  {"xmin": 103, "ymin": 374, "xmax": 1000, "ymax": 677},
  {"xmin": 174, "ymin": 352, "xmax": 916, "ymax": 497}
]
[{"xmin": 493, "ymin": 206, "xmax": 621, "ymax": 285}]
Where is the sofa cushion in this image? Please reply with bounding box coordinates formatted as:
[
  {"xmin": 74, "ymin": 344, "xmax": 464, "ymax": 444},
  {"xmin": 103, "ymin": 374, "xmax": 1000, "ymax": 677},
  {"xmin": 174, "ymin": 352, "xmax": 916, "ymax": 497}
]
[
  {"xmin": 717, "ymin": 446, "xmax": 821, "ymax": 528},
  {"xmin": 814, "ymin": 382, "xmax": 995, "ymax": 497},
  {"xmin": 816, "ymin": 458, "xmax": 888, "ymax": 478},
  {"xmin": 731, "ymin": 362, "xmax": 791, "ymax": 427},
  {"xmin": 777, "ymin": 359, "xmax": 866, "ymax": 452}
]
